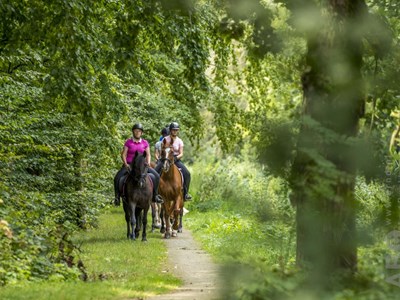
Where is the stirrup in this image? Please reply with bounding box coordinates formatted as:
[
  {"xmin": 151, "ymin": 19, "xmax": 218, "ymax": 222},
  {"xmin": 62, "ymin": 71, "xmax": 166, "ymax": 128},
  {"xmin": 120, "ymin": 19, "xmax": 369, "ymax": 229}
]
[
  {"xmin": 184, "ymin": 194, "xmax": 192, "ymax": 201},
  {"xmin": 155, "ymin": 195, "xmax": 164, "ymax": 204},
  {"xmin": 113, "ymin": 197, "xmax": 120, "ymax": 206}
]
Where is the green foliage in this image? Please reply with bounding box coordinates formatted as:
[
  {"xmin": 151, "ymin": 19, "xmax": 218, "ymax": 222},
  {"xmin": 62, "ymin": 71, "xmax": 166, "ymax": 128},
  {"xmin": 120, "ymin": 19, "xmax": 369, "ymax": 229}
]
[
  {"xmin": 355, "ymin": 177, "xmax": 391, "ymax": 235},
  {"xmin": 0, "ymin": 197, "xmax": 82, "ymax": 285},
  {"xmin": 192, "ymin": 148, "xmax": 293, "ymax": 223},
  {"xmin": 0, "ymin": 0, "xmax": 228, "ymax": 286},
  {"xmin": 255, "ymin": 118, "xmax": 298, "ymax": 177},
  {"xmin": 187, "ymin": 154, "xmax": 399, "ymax": 299},
  {"xmin": 0, "ymin": 208, "xmax": 180, "ymax": 299},
  {"xmin": 1, "ymin": 0, "xmax": 400, "ymax": 294}
]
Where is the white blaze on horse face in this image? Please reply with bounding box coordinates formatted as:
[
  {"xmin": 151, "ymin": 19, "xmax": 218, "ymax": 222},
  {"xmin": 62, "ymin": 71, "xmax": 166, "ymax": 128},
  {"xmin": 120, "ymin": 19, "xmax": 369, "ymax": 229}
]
[{"xmin": 162, "ymin": 147, "xmax": 172, "ymax": 172}]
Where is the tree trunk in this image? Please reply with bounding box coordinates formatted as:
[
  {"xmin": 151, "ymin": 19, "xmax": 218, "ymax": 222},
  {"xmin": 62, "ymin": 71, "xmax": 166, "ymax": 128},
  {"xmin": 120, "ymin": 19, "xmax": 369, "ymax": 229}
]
[{"xmin": 290, "ymin": 0, "xmax": 367, "ymax": 284}]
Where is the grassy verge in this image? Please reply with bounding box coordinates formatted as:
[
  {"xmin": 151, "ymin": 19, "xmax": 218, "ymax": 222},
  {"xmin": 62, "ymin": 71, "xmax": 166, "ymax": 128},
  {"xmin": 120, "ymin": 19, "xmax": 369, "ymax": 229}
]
[
  {"xmin": 184, "ymin": 204, "xmax": 295, "ymax": 268},
  {"xmin": 0, "ymin": 207, "xmax": 181, "ymax": 300},
  {"xmin": 183, "ymin": 203, "xmax": 399, "ymax": 299}
]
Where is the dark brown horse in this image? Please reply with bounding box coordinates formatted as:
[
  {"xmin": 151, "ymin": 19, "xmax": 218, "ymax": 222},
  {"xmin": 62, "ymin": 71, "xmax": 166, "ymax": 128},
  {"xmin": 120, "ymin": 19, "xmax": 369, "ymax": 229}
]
[
  {"xmin": 123, "ymin": 151, "xmax": 153, "ymax": 241},
  {"xmin": 158, "ymin": 138, "xmax": 184, "ymax": 239}
]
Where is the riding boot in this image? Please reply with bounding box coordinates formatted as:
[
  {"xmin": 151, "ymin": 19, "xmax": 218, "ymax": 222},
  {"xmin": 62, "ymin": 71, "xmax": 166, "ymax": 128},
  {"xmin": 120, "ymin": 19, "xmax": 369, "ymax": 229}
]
[
  {"xmin": 183, "ymin": 186, "xmax": 192, "ymax": 201},
  {"xmin": 153, "ymin": 194, "xmax": 164, "ymax": 204},
  {"xmin": 114, "ymin": 193, "xmax": 120, "ymax": 206}
]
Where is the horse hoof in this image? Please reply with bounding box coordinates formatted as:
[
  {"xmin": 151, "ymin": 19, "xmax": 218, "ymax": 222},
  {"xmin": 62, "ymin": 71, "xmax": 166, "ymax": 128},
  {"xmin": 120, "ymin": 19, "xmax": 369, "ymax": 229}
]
[
  {"xmin": 178, "ymin": 228, "xmax": 182, "ymax": 233},
  {"xmin": 172, "ymin": 231, "xmax": 177, "ymax": 237},
  {"xmin": 160, "ymin": 228, "xmax": 165, "ymax": 234},
  {"xmin": 142, "ymin": 238, "xmax": 147, "ymax": 242},
  {"xmin": 164, "ymin": 233, "xmax": 171, "ymax": 239}
]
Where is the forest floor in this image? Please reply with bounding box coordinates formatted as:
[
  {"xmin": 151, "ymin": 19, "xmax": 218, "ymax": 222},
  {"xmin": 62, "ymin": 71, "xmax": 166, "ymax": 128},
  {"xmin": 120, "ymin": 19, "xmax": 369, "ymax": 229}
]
[{"xmin": 147, "ymin": 228, "xmax": 223, "ymax": 300}]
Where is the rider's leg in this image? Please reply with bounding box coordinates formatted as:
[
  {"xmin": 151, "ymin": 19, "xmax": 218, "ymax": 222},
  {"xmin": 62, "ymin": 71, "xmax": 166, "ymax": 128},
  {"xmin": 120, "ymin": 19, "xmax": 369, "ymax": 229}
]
[
  {"xmin": 175, "ymin": 161, "xmax": 192, "ymax": 201},
  {"xmin": 154, "ymin": 160, "xmax": 163, "ymax": 175},
  {"xmin": 148, "ymin": 168, "xmax": 163, "ymax": 203},
  {"xmin": 113, "ymin": 166, "xmax": 127, "ymax": 206}
]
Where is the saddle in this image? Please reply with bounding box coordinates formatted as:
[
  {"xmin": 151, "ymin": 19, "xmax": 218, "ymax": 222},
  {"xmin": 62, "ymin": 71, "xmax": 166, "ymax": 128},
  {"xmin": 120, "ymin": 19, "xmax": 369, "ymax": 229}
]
[
  {"xmin": 118, "ymin": 172, "xmax": 154, "ymax": 197},
  {"xmin": 176, "ymin": 167, "xmax": 185, "ymax": 191},
  {"xmin": 118, "ymin": 173, "xmax": 129, "ymax": 197}
]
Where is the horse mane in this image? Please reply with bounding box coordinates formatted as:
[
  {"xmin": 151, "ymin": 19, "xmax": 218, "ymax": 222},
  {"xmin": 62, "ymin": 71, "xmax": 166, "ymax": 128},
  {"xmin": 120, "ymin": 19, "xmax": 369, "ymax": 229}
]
[
  {"xmin": 131, "ymin": 150, "xmax": 146, "ymax": 164},
  {"xmin": 129, "ymin": 151, "xmax": 148, "ymax": 178}
]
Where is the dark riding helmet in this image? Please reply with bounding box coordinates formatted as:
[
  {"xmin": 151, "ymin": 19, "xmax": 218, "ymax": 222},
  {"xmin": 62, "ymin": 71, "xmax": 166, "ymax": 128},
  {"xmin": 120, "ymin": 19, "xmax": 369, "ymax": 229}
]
[
  {"xmin": 132, "ymin": 123, "xmax": 144, "ymax": 132},
  {"xmin": 161, "ymin": 127, "xmax": 169, "ymax": 136},
  {"xmin": 169, "ymin": 122, "xmax": 180, "ymax": 130}
]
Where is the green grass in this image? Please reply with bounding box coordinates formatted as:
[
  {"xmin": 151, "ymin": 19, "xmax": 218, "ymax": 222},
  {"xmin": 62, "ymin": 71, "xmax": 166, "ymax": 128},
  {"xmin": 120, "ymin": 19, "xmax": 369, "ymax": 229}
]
[
  {"xmin": 183, "ymin": 205, "xmax": 400, "ymax": 300},
  {"xmin": 0, "ymin": 207, "xmax": 181, "ymax": 300},
  {"xmin": 184, "ymin": 204, "xmax": 296, "ymax": 267}
]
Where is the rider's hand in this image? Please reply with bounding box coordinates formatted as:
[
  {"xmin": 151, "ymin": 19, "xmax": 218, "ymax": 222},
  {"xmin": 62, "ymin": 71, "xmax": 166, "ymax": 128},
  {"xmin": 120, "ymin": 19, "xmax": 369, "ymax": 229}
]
[{"xmin": 125, "ymin": 164, "xmax": 131, "ymax": 171}]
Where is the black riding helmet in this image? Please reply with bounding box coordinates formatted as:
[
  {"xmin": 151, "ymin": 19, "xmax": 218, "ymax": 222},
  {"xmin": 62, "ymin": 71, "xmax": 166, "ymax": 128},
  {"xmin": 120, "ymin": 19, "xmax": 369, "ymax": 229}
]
[
  {"xmin": 169, "ymin": 122, "xmax": 179, "ymax": 130},
  {"xmin": 161, "ymin": 127, "xmax": 169, "ymax": 136},
  {"xmin": 132, "ymin": 123, "xmax": 144, "ymax": 132}
]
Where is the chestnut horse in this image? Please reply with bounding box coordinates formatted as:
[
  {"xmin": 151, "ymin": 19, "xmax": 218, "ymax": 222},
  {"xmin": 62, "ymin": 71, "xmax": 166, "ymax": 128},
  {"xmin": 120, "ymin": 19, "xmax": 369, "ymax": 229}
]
[
  {"xmin": 123, "ymin": 151, "xmax": 153, "ymax": 241},
  {"xmin": 158, "ymin": 138, "xmax": 184, "ymax": 239}
]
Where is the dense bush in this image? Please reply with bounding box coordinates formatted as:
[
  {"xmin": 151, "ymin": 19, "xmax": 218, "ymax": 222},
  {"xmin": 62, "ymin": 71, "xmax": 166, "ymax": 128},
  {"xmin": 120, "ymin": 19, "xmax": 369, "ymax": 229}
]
[
  {"xmin": 0, "ymin": 93, "xmax": 114, "ymax": 285},
  {"xmin": 0, "ymin": 176, "xmax": 108, "ymax": 285}
]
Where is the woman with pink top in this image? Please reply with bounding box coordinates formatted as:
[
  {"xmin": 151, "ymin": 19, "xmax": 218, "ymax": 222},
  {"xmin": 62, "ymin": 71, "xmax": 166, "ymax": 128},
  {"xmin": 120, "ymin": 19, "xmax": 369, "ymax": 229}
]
[{"xmin": 113, "ymin": 123, "xmax": 163, "ymax": 206}]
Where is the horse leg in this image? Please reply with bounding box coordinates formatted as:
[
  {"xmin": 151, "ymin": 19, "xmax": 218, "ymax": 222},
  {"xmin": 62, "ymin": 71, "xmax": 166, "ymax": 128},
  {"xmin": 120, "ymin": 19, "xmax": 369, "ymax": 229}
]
[
  {"xmin": 151, "ymin": 202, "xmax": 159, "ymax": 232},
  {"xmin": 124, "ymin": 205, "xmax": 131, "ymax": 239},
  {"xmin": 172, "ymin": 209, "xmax": 180, "ymax": 232},
  {"xmin": 164, "ymin": 209, "xmax": 171, "ymax": 239},
  {"xmin": 135, "ymin": 209, "xmax": 141, "ymax": 239},
  {"xmin": 150, "ymin": 202, "xmax": 155, "ymax": 232},
  {"xmin": 178, "ymin": 207, "xmax": 183, "ymax": 233},
  {"xmin": 142, "ymin": 208, "xmax": 148, "ymax": 242},
  {"xmin": 130, "ymin": 203, "xmax": 136, "ymax": 240},
  {"xmin": 172, "ymin": 201, "xmax": 180, "ymax": 231},
  {"xmin": 160, "ymin": 206, "xmax": 166, "ymax": 234},
  {"xmin": 155, "ymin": 203, "xmax": 161, "ymax": 228}
]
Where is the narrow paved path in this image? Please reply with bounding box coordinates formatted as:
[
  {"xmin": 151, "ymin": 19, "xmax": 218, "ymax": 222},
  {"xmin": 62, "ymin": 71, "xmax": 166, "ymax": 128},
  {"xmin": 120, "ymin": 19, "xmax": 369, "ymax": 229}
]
[{"xmin": 147, "ymin": 229, "xmax": 222, "ymax": 300}]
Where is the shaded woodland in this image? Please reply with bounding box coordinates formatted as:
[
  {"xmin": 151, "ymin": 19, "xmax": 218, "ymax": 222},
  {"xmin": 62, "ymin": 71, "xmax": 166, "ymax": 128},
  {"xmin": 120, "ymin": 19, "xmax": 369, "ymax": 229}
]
[{"xmin": 1, "ymin": 0, "xmax": 400, "ymax": 298}]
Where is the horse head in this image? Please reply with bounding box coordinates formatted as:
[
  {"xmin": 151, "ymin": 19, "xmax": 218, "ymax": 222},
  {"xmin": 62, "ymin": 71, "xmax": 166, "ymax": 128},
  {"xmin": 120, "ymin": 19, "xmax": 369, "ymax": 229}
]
[
  {"xmin": 160, "ymin": 139, "xmax": 174, "ymax": 173},
  {"xmin": 130, "ymin": 151, "xmax": 148, "ymax": 188}
]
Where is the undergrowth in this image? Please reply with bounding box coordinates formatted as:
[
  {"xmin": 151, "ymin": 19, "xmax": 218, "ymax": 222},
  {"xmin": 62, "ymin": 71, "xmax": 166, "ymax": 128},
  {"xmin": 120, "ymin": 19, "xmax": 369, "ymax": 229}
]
[
  {"xmin": 0, "ymin": 207, "xmax": 180, "ymax": 300},
  {"xmin": 186, "ymin": 153, "xmax": 400, "ymax": 299}
]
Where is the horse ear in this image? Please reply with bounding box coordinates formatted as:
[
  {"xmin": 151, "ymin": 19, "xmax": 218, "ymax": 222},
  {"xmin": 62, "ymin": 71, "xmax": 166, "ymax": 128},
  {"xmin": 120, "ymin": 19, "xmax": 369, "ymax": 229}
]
[
  {"xmin": 135, "ymin": 150, "xmax": 139, "ymax": 158},
  {"xmin": 143, "ymin": 151, "xmax": 147, "ymax": 158}
]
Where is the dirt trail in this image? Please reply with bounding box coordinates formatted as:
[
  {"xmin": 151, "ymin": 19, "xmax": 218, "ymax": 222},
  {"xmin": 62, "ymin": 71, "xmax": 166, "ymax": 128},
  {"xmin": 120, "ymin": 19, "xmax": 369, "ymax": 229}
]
[{"xmin": 147, "ymin": 229, "xmax": 223, "ymax": 300}]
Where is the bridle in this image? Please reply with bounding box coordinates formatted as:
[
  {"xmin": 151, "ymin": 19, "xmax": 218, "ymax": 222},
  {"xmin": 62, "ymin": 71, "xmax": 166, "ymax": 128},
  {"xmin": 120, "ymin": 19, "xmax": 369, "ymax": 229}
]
[
  {"xmin": 160, "ymin": 147, "xmax": 173, "ymax": 173},
  {"xmin": 129, "ymin": 158, "xmax": 148, "ymax": 188}
]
